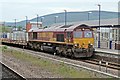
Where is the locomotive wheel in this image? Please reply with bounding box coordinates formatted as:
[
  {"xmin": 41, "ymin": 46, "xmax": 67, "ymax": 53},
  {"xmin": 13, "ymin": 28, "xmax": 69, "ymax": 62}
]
[
  {"xmin": 58, "ymin": 52, "xmax": 62, "ymax": 57},
  {"xmin": 40, "ymin": 45, "xmax": 44, "ymax": 51},
  {"xmin": 62, "ymin": 51, "xmax": 67, "ymax": 58},
  {"xmin": 55, "ymin": 50, "xmax": 59, "ymax": 55},
  {"xmin": 70, "ymin": 53, "xmax": 75, "ymax": 59}
]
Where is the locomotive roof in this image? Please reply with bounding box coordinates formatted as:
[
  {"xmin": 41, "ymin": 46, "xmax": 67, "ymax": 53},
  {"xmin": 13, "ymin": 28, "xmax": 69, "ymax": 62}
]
[{"xmin": 28, "ymin": 23, "xmax": 91, "ymax": 32}]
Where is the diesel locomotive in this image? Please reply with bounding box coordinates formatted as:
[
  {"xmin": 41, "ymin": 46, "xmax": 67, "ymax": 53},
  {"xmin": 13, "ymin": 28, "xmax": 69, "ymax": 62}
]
[{"xmin": 27, "ymin": 24, "xmax": 95, "ymax": 58}]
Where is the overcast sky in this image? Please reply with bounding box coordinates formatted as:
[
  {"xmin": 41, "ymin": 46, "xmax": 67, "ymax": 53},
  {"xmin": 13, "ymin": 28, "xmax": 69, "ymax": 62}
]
[{"xmin": 0, "ymin": 0, "xmax": 120, "ymax": 22}]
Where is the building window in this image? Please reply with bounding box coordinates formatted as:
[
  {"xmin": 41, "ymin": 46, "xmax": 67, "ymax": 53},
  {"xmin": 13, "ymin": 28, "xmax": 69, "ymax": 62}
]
[
  {"xmin": 119, "ymin": 29, "xmax": 120, "ymax": 41},
  {"xmin": 101, "ymin": 33, "xmax": 103, "ymax": 40},
  {"xmin": 112, "ymin": 29, "xmax": 114, "ymax": 41},
  {"xmin": 115, "ymin": 29, "xmax": 117, "ymax": 41}
]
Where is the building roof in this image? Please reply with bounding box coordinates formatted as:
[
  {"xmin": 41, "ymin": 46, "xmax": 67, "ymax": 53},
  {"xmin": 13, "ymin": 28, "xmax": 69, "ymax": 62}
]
[
  {"xmin": 73, "ymin": 18, "xmax": 118, "ymax": 26},
  {"xmin": 28, "ymin": 18, "xmax": 120, "ymax": 32},
  {"xmin": 51, "ymin": 18, "xmax": 119, "ymax": 27},
  {"xmin": 29, "ymin": 22, "xmax": 42, "ymax": 24}
]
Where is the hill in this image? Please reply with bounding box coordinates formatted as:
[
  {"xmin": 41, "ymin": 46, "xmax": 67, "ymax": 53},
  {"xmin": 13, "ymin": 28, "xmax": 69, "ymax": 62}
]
[{"xmin": 5, "ymin": 10, "xmax": 118, "ymax": 27}]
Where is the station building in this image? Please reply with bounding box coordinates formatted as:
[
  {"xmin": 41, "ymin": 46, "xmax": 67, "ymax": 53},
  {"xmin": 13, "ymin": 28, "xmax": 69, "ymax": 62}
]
[{"xmin": 26, "ymin": 22, "xmax": 42, "ymax": 32}]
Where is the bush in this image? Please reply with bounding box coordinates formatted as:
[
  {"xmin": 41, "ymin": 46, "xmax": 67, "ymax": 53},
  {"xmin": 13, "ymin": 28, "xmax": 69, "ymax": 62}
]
[{"xmin": 3, "ymin": 46, "xmax": 7, "ymax": 49}]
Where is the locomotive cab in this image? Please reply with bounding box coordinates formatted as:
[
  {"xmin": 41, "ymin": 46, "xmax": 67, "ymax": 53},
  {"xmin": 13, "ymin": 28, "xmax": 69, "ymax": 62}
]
[{"xmin": 72, "ymin": 24, "xmax": 94, "ymax": 57}]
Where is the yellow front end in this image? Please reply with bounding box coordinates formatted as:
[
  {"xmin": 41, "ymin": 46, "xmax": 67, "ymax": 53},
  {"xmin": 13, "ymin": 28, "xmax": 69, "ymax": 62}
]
[
  {"xmin": 72, "ymin": 37, "xmax": 94, "ymax": 57},
  {"xmin": 72, "ymin": 29, "xmax": 95, "ymax": 57},
  {"xmin": 73, "ymin": 38, "xmax": 94, "ymax": 49}
]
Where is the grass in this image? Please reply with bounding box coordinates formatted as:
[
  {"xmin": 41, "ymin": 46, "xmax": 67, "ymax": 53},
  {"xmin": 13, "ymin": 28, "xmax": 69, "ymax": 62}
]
[
  {"xmin": 0, "ymin": 26, "xmax": 12, "ymax": 32},
  {"xmin": 2, "ymin": 46, "xmax": 111, "ymax": 78}
]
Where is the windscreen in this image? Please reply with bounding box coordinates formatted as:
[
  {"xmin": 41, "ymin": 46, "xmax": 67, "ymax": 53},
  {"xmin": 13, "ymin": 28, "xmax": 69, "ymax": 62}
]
[
  {"xmin": 84, "ymin": 31, "xmax": 93, "ymax": 38},
  {"xmin": 73, "ymin": 31, "xmax": 82, "ymax": 38}
]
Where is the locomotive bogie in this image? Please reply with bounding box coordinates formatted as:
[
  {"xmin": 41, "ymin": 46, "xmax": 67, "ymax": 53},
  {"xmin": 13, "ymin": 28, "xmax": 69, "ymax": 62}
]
[{"xmin": 72, "ymin": 47, "xmax": 94, "ymax": 58}]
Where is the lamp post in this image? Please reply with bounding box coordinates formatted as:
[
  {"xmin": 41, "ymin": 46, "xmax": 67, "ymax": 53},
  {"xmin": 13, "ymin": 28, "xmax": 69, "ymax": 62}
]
[
  {"xmin": 14, "ymin": 19, "xmax": 17, "ymax": 41},
  {"xmin": 55, "ymin": 16, "xmax": 58, "ymax": 23},
  {"xmin": 37, "ymin": 14, "xmax": 39, "ymax": 28},
  {"xmin": 98, "ymin": 4, "xmax": 101, "ymax": 48},
  {"xmin": 64, "ymin": 10, "xmax": 67, "ymax": 26},
  {"xmin": 41, "ymin": 17, "xmax": 44, "ymax": 22},
  {"xmin": 14, "ymin": 19, "xmax": 17, "ymax": 31},
  {"xmin": 88, "ymin": 12, "xmax": 92, "ymax": 20},
  {"xmin": 4, "ymin": 21, "xmax": 5, "ymax": 32},
  {"xmin": 25, "ymin": 16, "xmax": 28, "ymax": 29},
  {"xmin": 41, "ymin": 17, "xmax": 44, "ymax": 27},
  {"xmin": 25, "ymin": 16, "xmax": 28, "ymax": 42}
]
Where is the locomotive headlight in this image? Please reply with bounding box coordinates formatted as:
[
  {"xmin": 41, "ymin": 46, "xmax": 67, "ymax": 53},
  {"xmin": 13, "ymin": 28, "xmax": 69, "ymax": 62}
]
[
  {"xmin": 88, "ymin": 43, "xmax": 93, "ymax": 48},
  {"xmin": 69, "ymin": 39, "xmax": 70, "ymax": 42},
  {"xmin": 74, "ymin": 43, "xmax": 79, "ymax": 47},
  {"xmin": 74, "ymin": 44, "xmax": 77, "ymax": 47},
  {"xmin": 88, "ymin": 43, "xmax": 93, "ymax": 46},
  {"xmin": 82, "ymin": 28, "xmax": 84, "ymax": 31},
  {"xmin": 90, "ymin": 44, "xmax": 93, "ymax": 45}
]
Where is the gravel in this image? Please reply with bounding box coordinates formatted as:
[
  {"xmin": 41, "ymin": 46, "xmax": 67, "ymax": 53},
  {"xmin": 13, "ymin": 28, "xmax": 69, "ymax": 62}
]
[{"xmin": 2, "ymin": 53, "xmax": 62, "ymax": 78}]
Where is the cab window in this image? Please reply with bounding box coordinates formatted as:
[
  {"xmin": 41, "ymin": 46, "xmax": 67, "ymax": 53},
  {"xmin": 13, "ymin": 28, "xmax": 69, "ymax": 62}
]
[
  {"xmin": 84, "ymin": 31, "xmax": 92, "ymax": 38},
  {"xmin": 73, "ymin": 31, "xmax": 82, "ymax": 38},
  {"xmin": 67, "ymin": 32, "xmax": 71, "ymax": 38},
  {"xmin": 56, "ymin": 34, "xmax": 64, "ymax": 42},
  {"xmin": 33, "ymin": 32, "xmax": 37, "ymax": 39}
]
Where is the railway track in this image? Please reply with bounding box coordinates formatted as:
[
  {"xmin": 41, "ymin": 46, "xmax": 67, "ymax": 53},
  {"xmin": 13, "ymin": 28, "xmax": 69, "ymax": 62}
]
[
  {"xmin": 1, "ymin": 61, "xmax": 26, "ymax": 80},
  {"xmin": 4, "ymin": 45, "xmax": 120, "ymax": 78},
  {"xmin": 28, "ymin": 48, "xmax": 120, "ymax": 71},
  {"xmin": 24, "ymin": 47, "xmax": 120, "ymax": 78},
  {"xmin": 82, "ymin": 59, "xmax": 120, "ymax": 70},
  {"xmin": 1, "ymin": 44, "xmax": 120, "ymax": 78}
]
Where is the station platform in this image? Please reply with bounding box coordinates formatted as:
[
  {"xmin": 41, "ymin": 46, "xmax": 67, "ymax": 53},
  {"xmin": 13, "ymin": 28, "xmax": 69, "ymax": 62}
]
[{"xmin": 95, "ymin": 48, "xmax": 120, "ymax": 55}]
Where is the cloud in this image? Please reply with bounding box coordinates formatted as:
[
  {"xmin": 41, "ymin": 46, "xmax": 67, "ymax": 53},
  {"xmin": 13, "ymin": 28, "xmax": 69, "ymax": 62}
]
[
  {"xmin": 49, "ymin": 7, "xmax": 85, "ymax": 13},
  {"xmin": 1, "ymin": 0, "xmax": 119, "ymax": 22},
  {"xmin": 1, "ymin": 0, "xmax": 119, "ymax": 3},
  {"xmin": 1, "ymin": 0, "xmax": 62, "ymax": 3}
]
